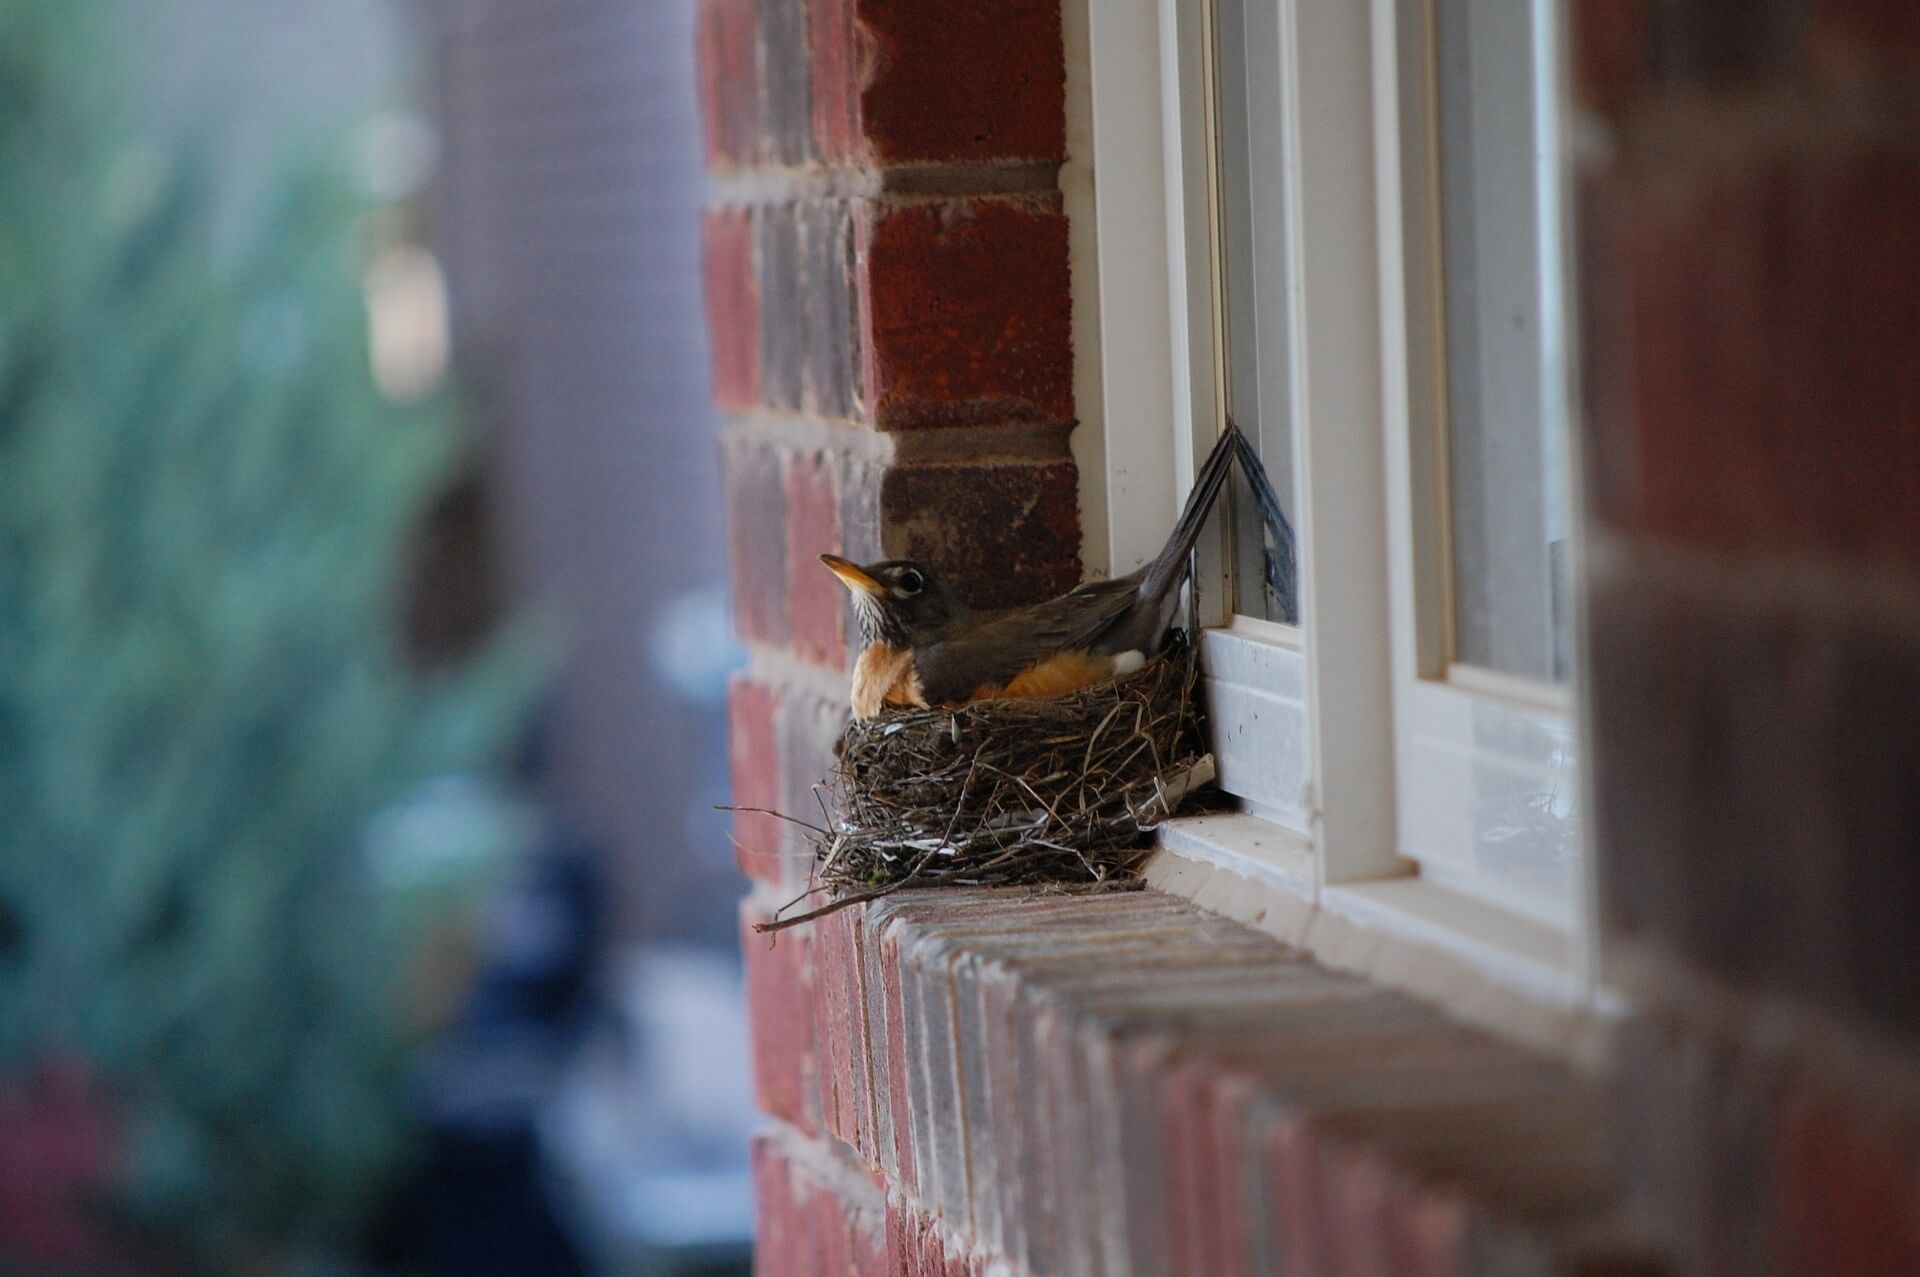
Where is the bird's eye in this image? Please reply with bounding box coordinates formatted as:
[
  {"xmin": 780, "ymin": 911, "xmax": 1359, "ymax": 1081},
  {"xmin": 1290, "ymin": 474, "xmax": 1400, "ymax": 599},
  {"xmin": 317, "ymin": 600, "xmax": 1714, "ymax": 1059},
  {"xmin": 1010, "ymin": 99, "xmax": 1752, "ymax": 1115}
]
[{"xmin": 896, "ymin": 568, "xmax": 925, "ymax": 596}]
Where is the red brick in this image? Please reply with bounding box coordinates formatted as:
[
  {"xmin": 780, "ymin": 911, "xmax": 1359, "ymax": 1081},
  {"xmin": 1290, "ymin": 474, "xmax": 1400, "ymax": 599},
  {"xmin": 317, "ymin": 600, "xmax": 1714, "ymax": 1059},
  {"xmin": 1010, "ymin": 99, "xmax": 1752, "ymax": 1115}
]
[
  {"xmin": 702, "ymin": 207, "xmax": 760, "ymax": 410},
  {"xmin": 1571, "ymin": 0, "xmax": 1652, "ymax": 112},
  {"xmin": 742, "ymin": 906, "xmax": 817, "ymax": 1132},
  {"xmin": 842, "ymin": 911, "xmax": 883, "ymax": 1166},
  {"xmin": 1036, "ymin": 1001, "xmax": 1096, "ymax": 1274},
  {"xmin": 727, "ymin": 676, "xmax": 785, "ymax": 883},
  {"xmin": 753, "ymin": 891, "xmax": 1632, "ymax": 1274},
  {"xmin": 860, "ymin": 196, "xmax": 1074, "ymax": 430},
  {"xmin": 1581, "ymin": 138, "xmax": 1920, "ymax": 570},
  {"xmin": 814, "ymin": 908, "xmax": 871, "ymax": 1155},
  {"xmin": 900, "ymin": 931, "xmax": 969, "ymax": 1224},
  {"xmin": 754, "ymin": 1130, "xmax": 891, "ymax": 1277},
  {"xmin": 918, "ymin": 1216, "xmax": 945, "ymax": 1277},
  {"xmin": 1588, "ymin": 576, "xmax": 1920, "ymax": 1039},
  {"xmin": 811, "ymin": 0, "xmax": 1065, "ymax": 166},
  {"xmin": 1382, "ymin": 1176, "xmax": 1468, "ymax": 1277},
  {"xmin": 722, "ymin": 440, "xmax": 787, "ymax": 647},
  {"xmin": 809, "ymin": 0, "xmax": 862, "ymax": 164},
  {"xmin": 809, "ymin": 1175, "xmax": 856, "ymax": 1276},
  {"xmin": 1327, "ymin": 1149, "xmax": 1398, "ymax": 1277},
  {"xmin": 982, "ymin": 967, "xmax": 1033, "ymax": 1266},
  {"xmin": 1777, "ymin": 1093, "xmax": 1920, "ymax": 1277},
  {"xmin": 879, "ymin": 458, "xmax": 1081, "ymax": 610},
  {"xmin": 878, "ymin": 926, "xmax": 919, "ymax": 1196},
  {"xmin": 882, "ymin": 1193, "xmax": 910, "ymax": 1275},
  {"xmin": 1611, "ymin": 1010, "xmax": 1790, "ymax": 1276},
  {"xmin": 858, "ymin": 912, "xmax": 901, "ymax": 1182},
  {"xmin": 863, "ymin": 0, "xmax": 1064, "ymax": 165},
  {"xmin": 753, "ymin": 1135, "xmax": 802, "ymax": 1277},
  {"xmin": 695, "ymin": 0, "xmax": 760, "ymax": 168},
  {"xmin": 1164, "ymin": 1059, "xmax": 1226, "ymax": 1277},
  {"xmin": 784, "ymin": 451, "xmax": 845, "ymax": 668},
  {"xmin": 852, "ymin": 1201, "xmax": 891, "ymax": 1277},
  {"xmin": 1209, "ymin": 1072, "xmax": 1265, "ymax": 1277},
  {"xmin": 1810, "ymin": 0, "xmax": 1920, "ymax": 73}
]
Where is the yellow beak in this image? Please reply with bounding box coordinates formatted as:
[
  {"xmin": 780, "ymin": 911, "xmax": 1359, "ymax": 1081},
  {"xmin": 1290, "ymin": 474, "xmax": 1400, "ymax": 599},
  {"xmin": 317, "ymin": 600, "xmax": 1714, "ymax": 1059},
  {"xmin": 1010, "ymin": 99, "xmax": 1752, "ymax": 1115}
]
[{"xmin": 820, "ymin": 554, "xmax": 883, "ymax": 596}]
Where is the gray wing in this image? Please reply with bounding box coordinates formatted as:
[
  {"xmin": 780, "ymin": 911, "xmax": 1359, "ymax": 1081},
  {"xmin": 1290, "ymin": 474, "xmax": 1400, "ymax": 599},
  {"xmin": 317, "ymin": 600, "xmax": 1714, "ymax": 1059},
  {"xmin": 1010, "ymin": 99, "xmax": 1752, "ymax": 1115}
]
[{"xmin": 912, "ymin": 578, "xmax": 1143, "ymax": 705}]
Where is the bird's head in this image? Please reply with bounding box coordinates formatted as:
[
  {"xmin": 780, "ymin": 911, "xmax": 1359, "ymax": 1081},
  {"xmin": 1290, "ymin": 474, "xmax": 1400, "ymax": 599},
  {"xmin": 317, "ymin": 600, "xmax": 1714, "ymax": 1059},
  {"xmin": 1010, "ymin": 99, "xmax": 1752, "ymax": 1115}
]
[{"xmin": 820, "ymin": 555, "xmax": 966, "ymax": 647}]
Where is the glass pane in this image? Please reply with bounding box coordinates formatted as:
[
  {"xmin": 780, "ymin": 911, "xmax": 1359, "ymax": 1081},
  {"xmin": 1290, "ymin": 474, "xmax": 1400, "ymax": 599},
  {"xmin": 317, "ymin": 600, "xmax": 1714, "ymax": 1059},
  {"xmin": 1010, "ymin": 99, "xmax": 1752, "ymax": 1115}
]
[
  {"xmin": 1436, "ymin": 0, "xmax": 1569, "ymax": 682},
  {"xmin": 1212, "ymin": 0, "xmax": 1299, "ymax": 625}
]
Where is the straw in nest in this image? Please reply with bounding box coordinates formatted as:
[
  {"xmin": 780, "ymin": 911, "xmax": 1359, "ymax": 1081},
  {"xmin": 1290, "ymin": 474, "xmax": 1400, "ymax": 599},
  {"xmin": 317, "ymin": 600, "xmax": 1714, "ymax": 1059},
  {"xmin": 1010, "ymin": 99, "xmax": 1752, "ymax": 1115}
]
[{"xmin": 754, "ymin": 639, "xmax": 1215, "ymax": 932}]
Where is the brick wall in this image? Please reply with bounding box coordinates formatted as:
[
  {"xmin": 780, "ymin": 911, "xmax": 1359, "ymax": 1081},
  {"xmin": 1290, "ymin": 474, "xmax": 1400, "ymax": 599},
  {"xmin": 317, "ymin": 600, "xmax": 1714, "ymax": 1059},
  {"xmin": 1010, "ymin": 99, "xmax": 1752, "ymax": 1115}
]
[
  {"xmin": 700, "ymin": 2, "xmax": 1651, "ymax": 1272},
  {"xmin": 743, "ymin": 891, "xmax": 1649, "ymax": 1277},
  {"xmin": 700, "ymin": 0, "xmax": 1084, "ymax": 906},
  {"xmin": 1574, "ymin": 3, "xmax": 1920, "ymax": 1274},
  {"xmin": 708, "ymin": 0, "xmax": 1920, "ymax": 1273},
  {"xmin": 699, "ymin": 0, "xmax": 1083, "ymax": 904}
]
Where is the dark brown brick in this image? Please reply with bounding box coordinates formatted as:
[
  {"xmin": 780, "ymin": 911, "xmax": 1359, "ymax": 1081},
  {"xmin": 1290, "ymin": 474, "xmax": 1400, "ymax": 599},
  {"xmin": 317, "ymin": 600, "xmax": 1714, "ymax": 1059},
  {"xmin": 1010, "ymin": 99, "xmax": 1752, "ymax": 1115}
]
[
  {"xmin": 859, "ymin": 0, "xmax": 1065, "ymax": 165},
  {"xmin": 1809, "ymin": 0, "xmax": 1920, "ymax": 75},
  {"xmin": 810, "ymin": 0, "xmax": 1065, "ymax": 166},
  {"xmin": 1647, "ymin": 0, "xmax": 1809, "ymax": 87},
  {"xmin": 878, "ymin": 458, "xmax": 1081, "ymax": 610},
  {"xmin": 1571, "ymin": 0, "xmax": 1653, "ymax": 113},
  {"xmin": 1589, "ymin": 576, "xmax": 1920, "ymax": 1040},
  {"xmin": 860, "ymin": 196, "xmax": 1074, "ymax": 431},
  {"xmin": 702, "ymin": 207, "xmax": 760, "ymax": 410},
  {"xmin": 1612, "ymin": 1011, "xmax": 1789, "ymax": 1277},
  {"xmin": 723, "ymin": 440, "xmax": 787, "ymax": 645},
  {"xmin": 1581, "ymin": 137, "xmax": 1920, "ymax": 571},
  {"xmin": 1777, "ymin": 1090, "xmax": 1920, "ymax": 1277}
]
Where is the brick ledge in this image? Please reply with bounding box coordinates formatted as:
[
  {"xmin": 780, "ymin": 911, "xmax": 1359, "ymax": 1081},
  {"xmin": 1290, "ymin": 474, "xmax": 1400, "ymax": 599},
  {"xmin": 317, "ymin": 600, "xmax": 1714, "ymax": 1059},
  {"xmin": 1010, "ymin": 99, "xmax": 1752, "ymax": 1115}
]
[{"xmin": 744, "ymin": 886, "xmax": 1667, "ymax": 1277}]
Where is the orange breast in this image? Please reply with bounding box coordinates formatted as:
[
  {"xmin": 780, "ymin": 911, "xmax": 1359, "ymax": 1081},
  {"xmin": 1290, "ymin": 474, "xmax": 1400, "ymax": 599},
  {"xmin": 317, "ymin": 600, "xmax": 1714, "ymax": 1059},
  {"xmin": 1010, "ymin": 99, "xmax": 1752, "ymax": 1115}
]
[
  {"xmin": 851, "ymin": 643, "xmax": 927, "ymax": 720},
  {"xmin": 972, "ymin": 648, "xmax": 1116, "ymax": 702}
]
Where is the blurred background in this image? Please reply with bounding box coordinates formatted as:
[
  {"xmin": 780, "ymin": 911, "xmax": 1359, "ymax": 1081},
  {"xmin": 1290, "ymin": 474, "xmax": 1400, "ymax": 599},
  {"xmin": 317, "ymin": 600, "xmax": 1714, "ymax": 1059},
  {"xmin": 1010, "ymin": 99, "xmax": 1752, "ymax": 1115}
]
[{"xmin": 0, "ymin": 0, "xmax": 753, "ymax": 1273}]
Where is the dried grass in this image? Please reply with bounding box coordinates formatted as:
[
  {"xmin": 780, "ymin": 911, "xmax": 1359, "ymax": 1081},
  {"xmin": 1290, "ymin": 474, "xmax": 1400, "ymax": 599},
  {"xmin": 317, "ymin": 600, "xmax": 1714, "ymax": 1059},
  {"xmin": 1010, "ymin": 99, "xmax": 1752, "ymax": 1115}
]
[{"xmin": 752, "ymin": 639, "xmax": 1216, "ymax": 933}]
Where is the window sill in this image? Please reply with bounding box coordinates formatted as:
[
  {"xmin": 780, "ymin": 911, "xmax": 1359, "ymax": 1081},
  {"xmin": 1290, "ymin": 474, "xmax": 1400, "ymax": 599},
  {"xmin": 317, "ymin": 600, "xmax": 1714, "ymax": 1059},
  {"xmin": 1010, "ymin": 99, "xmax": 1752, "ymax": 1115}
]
[{"xmin": 1147, "ymin": 811, "xmax": 1622, "ymax": 1067}]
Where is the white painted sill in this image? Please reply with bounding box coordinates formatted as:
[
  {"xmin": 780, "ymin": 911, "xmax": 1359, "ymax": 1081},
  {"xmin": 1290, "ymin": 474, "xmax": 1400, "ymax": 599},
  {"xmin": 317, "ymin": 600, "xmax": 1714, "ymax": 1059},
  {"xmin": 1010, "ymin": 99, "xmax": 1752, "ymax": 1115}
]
[{"xmin": 1146, "ymin": 810, "xmax": 1622, "ymax": 1067}]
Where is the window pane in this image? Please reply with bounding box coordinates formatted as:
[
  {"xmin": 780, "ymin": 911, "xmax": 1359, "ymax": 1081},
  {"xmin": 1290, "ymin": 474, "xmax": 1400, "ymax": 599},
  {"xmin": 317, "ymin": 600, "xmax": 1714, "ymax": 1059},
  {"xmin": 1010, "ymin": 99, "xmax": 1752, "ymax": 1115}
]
[
  {"xmin": 1436, "ymin": 0, "xmax": 1569, "ymax": 682},
  {"xmin": 1213, "ymin": 0, "xmax": 1299, "ymax": 625}
]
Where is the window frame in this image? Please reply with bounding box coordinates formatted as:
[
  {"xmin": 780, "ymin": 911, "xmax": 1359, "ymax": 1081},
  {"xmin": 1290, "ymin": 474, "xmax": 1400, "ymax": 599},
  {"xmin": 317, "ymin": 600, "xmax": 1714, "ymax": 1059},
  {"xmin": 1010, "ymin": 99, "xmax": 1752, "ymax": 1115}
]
[
  {"xmin": 1073, "ymin": 0, "xmax": 1598, "ymax": 1000},
  {"xmin": 1383, "ymin": 0, "xmax": 1588, "ymax": 932}
]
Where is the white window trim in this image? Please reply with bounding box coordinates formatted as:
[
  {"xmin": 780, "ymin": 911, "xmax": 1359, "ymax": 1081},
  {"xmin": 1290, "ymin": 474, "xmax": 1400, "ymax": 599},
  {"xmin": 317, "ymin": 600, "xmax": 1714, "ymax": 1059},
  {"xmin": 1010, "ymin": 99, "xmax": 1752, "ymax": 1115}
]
[{"xmin": 1072, "ymin": 0, "xmax": 1603, "ymax": 1017}]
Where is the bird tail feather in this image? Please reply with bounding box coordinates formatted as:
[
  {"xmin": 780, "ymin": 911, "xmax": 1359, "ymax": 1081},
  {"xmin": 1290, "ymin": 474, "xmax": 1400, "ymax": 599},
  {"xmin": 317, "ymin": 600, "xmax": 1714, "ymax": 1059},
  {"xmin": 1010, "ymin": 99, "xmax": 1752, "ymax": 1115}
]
[
  {"xmin": 1229, "ymin": 424, "xmax": 1299, "ymax": 623},
  {"xmin": 1137, "ymin": 420, "xmax": 1242, "ymax": 609}
]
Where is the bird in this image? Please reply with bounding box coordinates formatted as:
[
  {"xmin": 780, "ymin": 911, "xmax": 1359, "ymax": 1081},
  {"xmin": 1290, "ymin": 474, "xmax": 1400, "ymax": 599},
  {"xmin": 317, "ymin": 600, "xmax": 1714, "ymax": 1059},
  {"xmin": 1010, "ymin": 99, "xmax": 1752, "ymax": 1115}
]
[{"xmin": 821, "ymin": 421, "xmax": 1290, "ymax": 720}]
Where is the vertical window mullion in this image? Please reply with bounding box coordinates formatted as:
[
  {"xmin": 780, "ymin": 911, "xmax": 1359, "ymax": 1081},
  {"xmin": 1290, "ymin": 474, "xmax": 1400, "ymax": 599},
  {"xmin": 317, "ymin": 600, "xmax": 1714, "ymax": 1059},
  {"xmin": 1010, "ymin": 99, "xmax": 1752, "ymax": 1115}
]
[{"xmin": 1281, "ymin": 0, "xmax": 1401, "ymax": 889}]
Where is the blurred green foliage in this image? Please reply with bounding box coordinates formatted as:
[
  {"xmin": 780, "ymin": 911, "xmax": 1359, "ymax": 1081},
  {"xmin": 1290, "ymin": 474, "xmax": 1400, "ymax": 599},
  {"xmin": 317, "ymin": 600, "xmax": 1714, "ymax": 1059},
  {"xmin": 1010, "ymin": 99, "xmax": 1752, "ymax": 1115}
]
[{"xmin": 0, "ymin": 0, "xmax": 540, "ymax": 1264}]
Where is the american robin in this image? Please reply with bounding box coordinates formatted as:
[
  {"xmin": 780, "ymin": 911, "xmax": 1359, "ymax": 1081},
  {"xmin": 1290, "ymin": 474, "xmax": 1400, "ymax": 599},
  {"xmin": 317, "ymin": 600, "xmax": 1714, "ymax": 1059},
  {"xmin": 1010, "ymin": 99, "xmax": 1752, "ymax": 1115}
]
[{"xmin": 823, "ymin": 422, "xmax": 1274, "ymax": 720}]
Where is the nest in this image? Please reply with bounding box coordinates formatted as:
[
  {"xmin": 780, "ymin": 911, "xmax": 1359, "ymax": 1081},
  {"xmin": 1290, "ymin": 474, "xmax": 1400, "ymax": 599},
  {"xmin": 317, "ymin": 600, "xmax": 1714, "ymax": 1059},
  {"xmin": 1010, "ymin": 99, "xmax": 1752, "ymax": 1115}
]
[{"xmin": 756, "ymin": 639, "xmax": 1216, "ymax": 932}]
